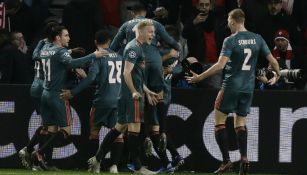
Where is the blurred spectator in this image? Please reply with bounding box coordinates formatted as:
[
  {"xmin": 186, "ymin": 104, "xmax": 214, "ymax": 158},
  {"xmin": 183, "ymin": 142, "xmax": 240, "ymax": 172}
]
[
  {"xmin": 11, "ymin": 31, "xmax": 28, "ymax": 54},
  {"xmin": 260, "ymin": 29, "xmax": 304, "ymax": 90},
  {"xmin": 153, "ymin": 6, "xmax": 169, "ymax": 25},
  {"xmin": 254, "ymin": 0, "xmax": 303, "ymax": 68},
  {"xmin": 272, "ymin": 29, "xmax": 293, "ymax": 69},
  {"xmin": 281, "ymin": 0, "xmax": 293, "ymax": 15},
  {"xmin": 255, "ymin": 0, "xmax": 301, "ymax": 50},
  {"xmin": 0, "ymin": 31, "xmax": 33, "ymax": 84},
  {"xmin": 4, "ymin": 0, "xmax": 38, "ymax": 45},
  {"xmin": 164, "ymin": 25, "xmax": 188, "ymax": 61},
  {"xmin": 240, "ymin": 0, "xmax": 268, "ymax": 31},
  {"xmin": 166, "ymin": 0, "xmax": 193, "ymax": 26},
  {"xmin": 62, "ymin": 0, "xmax": 103, "ymax": 54},
  {"xmin": 182, "ymin": 0, "xmax": 228, "ymax": 65}
]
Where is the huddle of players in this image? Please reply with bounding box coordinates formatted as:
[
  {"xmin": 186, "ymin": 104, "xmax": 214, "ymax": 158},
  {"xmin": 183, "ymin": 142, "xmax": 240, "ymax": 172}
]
[
  {"xmin": 17, "ymin": 3, "xmax": 184, "ymax": 175},
  {"xmin": 18, "ymin": 5, "xmax": 279, "ymax": 175}
]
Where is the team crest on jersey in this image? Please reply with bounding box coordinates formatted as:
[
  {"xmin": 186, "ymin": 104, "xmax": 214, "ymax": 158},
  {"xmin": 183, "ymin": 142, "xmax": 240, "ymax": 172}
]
[{"xmin": 128, "ymin": 50, "xmax": 136, "ymax": 58}]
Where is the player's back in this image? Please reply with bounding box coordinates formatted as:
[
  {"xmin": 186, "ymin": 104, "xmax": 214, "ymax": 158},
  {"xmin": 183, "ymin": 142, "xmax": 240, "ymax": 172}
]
[
  {"xmin": 33, "ymin": 39, "xmax": 48, "ymax": 81},
  {"xmin": 124, "ymin": 17, "xmax": 153, "ymax": 42},
  {"xmin": 111, "ymin": 16, "xmax": 178, "ymax": 51},
  {"xmin": 221, "ymin": 31, "xmax": 269, "ymax": 92},
  {"xmin": 93, "ymin": 48, "xmax": 122, "ymax": 107},
  {"xmin": 40, "ymin": 43, "xmax": 69, "ymax": 92}
]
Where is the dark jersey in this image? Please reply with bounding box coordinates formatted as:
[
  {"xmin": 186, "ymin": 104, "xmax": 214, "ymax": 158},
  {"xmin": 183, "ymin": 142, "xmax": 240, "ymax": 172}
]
[
  {"xmin": 110, "ymin": 16, "xmax": 179, "ymax": 55},
  {"xmin": 71, "ymin": 48, "xmax": 123, "ymax": 108},
  {"xmin": 220, "ymin": 31, "xmax": 271, "ymax": 92},
  {"xmin": 32, "ymin": 39, "xmax": 47, "ymax": 80},
  {"xmin": 121, "ymin": 39, "xmax": 145, "ymax": 96},
  {"xmin": 39, "ymin": 43, "xmax": 96, "ymax": 91}
]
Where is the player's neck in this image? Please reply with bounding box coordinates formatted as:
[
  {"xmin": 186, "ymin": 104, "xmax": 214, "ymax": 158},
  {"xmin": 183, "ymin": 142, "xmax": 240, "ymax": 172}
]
[
  {"xmin": 136, "ymin": 37, "xmax": 144, "ymax": 45},
  {"xmin": 97, "ymin": 44, "xmax": 108, "ymax": 49},
  {"xmin": 53, "ymin": 41, "xmax": 64, "ymax": 48},
  {"xmin": 233, "ymin": 25, "xmax": 247, "ymax": 33}
]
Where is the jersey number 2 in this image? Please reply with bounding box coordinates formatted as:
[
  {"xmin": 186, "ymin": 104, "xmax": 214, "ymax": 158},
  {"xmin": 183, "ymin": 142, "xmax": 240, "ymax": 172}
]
[
  {"xmin": 242, "ymin": 48, "xmax": 252, "ymax": 71},
  {"xmin": 108, "ymin": 61, "xmax": 122, "ymax": 83}
]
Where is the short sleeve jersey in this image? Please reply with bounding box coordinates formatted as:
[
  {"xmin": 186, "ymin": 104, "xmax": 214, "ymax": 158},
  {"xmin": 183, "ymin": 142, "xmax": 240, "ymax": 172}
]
[
  {"xmin": 121, "ymin": 39, "xmax": 145, "ymax": 95},
  {"xmin": 220, "ymin": 31, "xmax": 271, "ymax": 92}
]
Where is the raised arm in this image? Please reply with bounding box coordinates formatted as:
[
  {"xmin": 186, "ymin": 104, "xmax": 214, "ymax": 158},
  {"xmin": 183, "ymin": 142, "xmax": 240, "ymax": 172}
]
[
  {"xmin": 186, "ymin": 55, "xmax": 228, "ymax": 83},
  {"xmin": 156, "ymin": 22, "xmax": 179, "ymax": 50}
]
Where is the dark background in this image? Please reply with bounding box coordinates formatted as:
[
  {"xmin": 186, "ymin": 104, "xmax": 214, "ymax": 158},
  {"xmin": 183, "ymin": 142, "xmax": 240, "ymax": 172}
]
[{"xmin": 0, "ymin": 85, "xmax": 306, "ymax": 174}]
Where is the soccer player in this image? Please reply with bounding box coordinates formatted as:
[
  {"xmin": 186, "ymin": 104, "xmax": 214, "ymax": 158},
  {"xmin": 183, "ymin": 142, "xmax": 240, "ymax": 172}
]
[
  {"xmin": 186, "ymin": 9, "xmax": 280, "ymax": 175},
  {"xmin": 87, "ymin": 21, "xmax": 158, "ymax": 175},
  {"xmin": 60, "ymin": 29, "xmax": 124, "ymax": 173},
  {"xmin": 31, "ymin": 25, "xmax": 107, "ymax": 169},
  {"xmin": 110, "ymin": 2, "xmax": 179, "ymax": 151},
  {"xmin": 18, "ymin": 21, "xmax": 59, "ymax": 170}
]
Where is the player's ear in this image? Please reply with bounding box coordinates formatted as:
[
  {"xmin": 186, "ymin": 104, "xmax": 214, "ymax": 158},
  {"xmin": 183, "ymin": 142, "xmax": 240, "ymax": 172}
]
[{"xmin": 56, "ymin": 35, "xmax": 60, "ymax": 41}]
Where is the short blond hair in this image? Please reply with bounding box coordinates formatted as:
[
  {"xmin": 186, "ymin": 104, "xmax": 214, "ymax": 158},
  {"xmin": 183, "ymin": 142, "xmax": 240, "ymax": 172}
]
[
  {"xmin": 228, "ymin": 9, "xmax": 245, "ymax": 24},
  {"xmin": 137, "ymin": 20, "xmax": 154, "ymax": 31}
]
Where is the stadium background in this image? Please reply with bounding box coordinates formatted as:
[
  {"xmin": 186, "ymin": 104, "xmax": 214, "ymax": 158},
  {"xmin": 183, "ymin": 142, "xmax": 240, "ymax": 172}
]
[{"xmin": 0, "ymin": 85, "xmax": 306, "ymax": 174}]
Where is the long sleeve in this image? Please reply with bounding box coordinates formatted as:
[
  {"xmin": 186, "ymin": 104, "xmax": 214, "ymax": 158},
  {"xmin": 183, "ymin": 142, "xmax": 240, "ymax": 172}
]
[
  {"xmin": 156, "ymin": 22, "xmax": 179, "ymax": 50},
  {"xmin": 71, "ymin": 61, "xmax": 99, "ymax": 96},
  {"xmin": 57, "ymin": 49, "xmax": 96, "ymax": 69}
]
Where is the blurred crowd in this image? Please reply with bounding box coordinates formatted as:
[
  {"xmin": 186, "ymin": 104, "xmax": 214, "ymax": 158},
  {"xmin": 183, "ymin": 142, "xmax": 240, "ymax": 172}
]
[{"xmin": 0, "ymin": 0, "xmax": 306, "ymax": 90}]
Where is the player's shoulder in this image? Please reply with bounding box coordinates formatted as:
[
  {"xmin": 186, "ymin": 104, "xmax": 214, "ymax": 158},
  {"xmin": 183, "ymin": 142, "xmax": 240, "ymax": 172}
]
[
  {"xmin": 124, "ymin": 41, "xmax": 140, "ymax": 57},
  {"xmin": 106, "ymin": 48, "xmax": 123, "ymax": 59},
  {"xmin": 52, "ymin": 47, "xmax": 71, "ymax": 59},
  {"xmin": 125, "ymin": 39, "xmax": 139, "ymax": 49}
]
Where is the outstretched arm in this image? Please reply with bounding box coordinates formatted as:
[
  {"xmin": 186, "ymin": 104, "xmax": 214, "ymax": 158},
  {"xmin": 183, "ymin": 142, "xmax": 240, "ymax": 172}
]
[{"xmin": 186, "ymin": 56, "xmax": 228, "ymax": 83}]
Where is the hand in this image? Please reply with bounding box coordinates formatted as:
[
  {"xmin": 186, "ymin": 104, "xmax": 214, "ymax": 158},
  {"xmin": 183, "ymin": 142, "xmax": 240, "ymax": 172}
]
[
  {"xmin": 163, "ymin": 66, "xmax": 172, "ymax": 75},
  {"xmin": 267, "ymin": 71, "xmax": 279, "ymax": 85},
  {"xmin": 193, "ymin": 12, "xmax": 208, "ymax": 25},
  {"xmin": 168, "ymin": 49, "xmax": 179, "ymax": 58},
  {"xmin": 75, "ymin": 68, "xmax": 87, "ymax": 79},
  {"xmin": 132, "ymin": 91, "xmax": 142, "ymax": 100},
  {"xmin": 60, "ymin": 89, "xmax": 73, "ymax": 100},
  {"xmin": 71, "ymin": 47, "xmax": 86, "ymax": 55},
  {"xmin": 185, "ymin": 71, "xmax": 200, "ymax": 83},
  {"xmin": 145, "ymin": 90, "xmax": 159, "ymax": 105},
  {"xmin": 257, "ymin": 75, "xmax": 269, "ymax": 84},
  {"xmin": 94, "ymin": 49, "xmax": 109, "ymax": 58}
]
